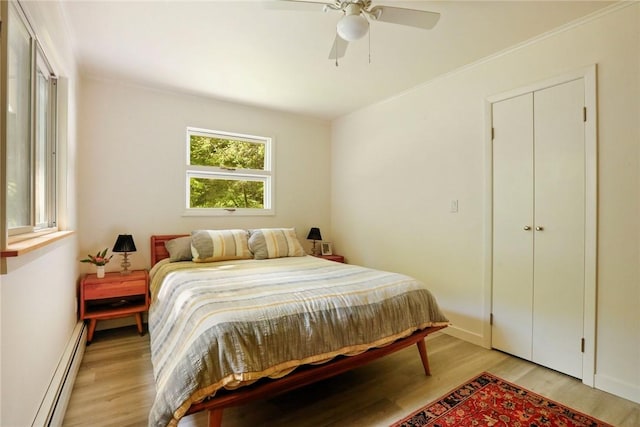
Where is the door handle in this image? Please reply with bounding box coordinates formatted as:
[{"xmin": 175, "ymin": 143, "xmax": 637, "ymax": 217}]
[
  {"xmin": 523, "ymin": 226, "xmax": 531, "ymax": 231},
  {"xmin": 535, "ymin": 226, "xmax": 544, "ymax": 231}
]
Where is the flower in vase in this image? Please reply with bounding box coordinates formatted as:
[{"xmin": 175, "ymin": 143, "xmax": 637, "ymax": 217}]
[{"xmin": 80, "ymin": 248, "xmax": 113, "ymax": 266}]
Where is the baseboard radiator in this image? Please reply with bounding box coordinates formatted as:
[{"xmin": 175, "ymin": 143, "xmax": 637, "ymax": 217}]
[{"xmin": 32, "ymin": 322, "xmax": 86, "ymax": 427}]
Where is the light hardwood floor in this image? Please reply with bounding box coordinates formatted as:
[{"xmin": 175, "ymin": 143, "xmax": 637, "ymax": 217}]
[{"xmin": 63, "ymin": 326, "xmax": 639, "ymax": 427}]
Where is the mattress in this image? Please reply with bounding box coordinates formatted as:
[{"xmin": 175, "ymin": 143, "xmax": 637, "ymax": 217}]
[{"xmin": 148, "ymin": 255, "xmax": 448, "ymax": 426}]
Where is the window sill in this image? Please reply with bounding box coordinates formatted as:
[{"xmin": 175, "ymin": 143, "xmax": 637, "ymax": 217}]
[
  {"xmin": 1, "ymin": 230, "xmax": 75, "ymax": 258},
  {"xmin": 182, "ymin": 208, "xmax": 275, "ymax": 217}
]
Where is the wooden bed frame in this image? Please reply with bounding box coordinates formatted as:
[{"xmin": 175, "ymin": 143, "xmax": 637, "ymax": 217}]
[{"xmin": 150, "ymin": 235, "xmax": 447, "ymax": 427}]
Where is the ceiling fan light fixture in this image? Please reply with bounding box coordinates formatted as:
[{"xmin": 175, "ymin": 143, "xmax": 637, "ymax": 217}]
[{"xmin": 337, "ymin": 14, "xmax": 369, "ymax": 41}]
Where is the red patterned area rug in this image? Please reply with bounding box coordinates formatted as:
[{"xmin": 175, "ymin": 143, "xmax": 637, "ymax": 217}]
[{"xmin": 391, "ymin": 372, "xmax": 613, "ymax": 427}]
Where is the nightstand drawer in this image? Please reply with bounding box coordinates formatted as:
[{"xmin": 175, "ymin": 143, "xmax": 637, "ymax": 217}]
[{"xmin": 84, "ymin": 279, "xmax": 147, "ymax": 300}]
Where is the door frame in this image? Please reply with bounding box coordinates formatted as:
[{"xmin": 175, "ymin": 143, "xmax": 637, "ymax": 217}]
[{"xmin": 483, "ymin": 65, "xmax": 597, "ymax": 386}]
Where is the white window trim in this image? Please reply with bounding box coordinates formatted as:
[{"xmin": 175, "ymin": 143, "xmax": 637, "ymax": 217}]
[
  {"xmin": 183, "ymin": 127, "xmax": 275, "ymax": 216},
  {"xmin": 34, "ymin": 46, "xmax": 58, "ymax": 231},
  {"xmin": 4, "ymin": 1, "xmax": 59, "ymax": 242}
]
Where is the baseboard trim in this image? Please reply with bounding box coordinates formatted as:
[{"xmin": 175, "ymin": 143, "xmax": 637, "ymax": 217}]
[
  {"xmin": 32, "ymin": 322, "xmax": 86, "ymax": 427},
  {"xmin": 442, "ymin": 324, "xmax": 486, "ymax": 348},
  {"xmin": 95, "ymin": 313, "xmax": 148, "ymax": 332},
  {"xmin": 443, "ymin": 325, "xmax": 640, "ymax": 405},
  {"xmin": 595, "ymin": 373, "xmax": 640, "ymax": 404}
]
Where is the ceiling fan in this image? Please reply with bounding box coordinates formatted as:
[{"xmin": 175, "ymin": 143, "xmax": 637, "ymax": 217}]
[{"xmin": 269, "ymin": 0, "xmax": 440, "ymax": 60}]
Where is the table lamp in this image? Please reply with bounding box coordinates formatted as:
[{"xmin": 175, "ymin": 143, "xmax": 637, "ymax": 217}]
[
  {"xmin": 113, "ymin": 234, "xmax": 137, "ymax": 275},
  {"xmin": 306, "ymin": 227, "xmax": 322, "ymax": 256}
]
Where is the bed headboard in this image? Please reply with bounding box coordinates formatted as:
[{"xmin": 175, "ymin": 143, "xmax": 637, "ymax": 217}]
[{"xmin": 150, "ymin": 234, "xmax": 189, "ymax": 266}]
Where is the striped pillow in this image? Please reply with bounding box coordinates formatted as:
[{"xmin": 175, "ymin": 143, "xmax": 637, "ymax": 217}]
[
  {"xmin": 248, "ymin": 228, "xmax": 306, "ymax": 259},
  {"xmin": 190, "ymin": 229, "xmax": 251, "ymax": 263}
]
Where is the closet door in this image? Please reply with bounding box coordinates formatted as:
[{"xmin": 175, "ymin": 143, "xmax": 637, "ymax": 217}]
[
  {"xmin": 532, "ymin": 79, "xmax": 585, "ymax": 378},
  {"xmin": 491, "ymin": 93, "xmax": 534, "ymax": 360}
]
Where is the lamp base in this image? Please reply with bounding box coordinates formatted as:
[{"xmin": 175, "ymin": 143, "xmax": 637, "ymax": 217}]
[
  {"xmin": 311, "ymin": 241, "xmax": 321, "ymax": 256},
  {"xmin": 120, "ymin": 252, "xmax": 132, "ymax": 275}
]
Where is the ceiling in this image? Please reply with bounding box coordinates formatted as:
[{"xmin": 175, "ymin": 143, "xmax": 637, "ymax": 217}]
[{"xmin": 60, "ymin": 1, "xmax": 613, "ymax": 120}]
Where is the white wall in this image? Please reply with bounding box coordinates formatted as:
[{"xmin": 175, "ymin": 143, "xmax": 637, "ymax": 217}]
[
  {"xmin": 331, "ymin": 4, "xmax": 640, "ymax": 403},
  {"xmin": 1, "ymin": 239, "xmax": 79, "ymax": 424},
  {"xmin": 0, "ymin": 1, "xmax": 80, "ymax": 425},
  {"xmin": 77, "ymin": 78, "xmax": 332, "ymax": 274}
]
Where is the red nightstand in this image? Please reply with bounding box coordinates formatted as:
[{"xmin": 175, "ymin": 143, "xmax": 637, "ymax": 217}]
[
  {"xmin": 80, "ymin": 269, "xmax": 149, "ymax": 343},
  {"xmin": 314, "ymin": 254, "xmax": 345, "ymax": 263}
]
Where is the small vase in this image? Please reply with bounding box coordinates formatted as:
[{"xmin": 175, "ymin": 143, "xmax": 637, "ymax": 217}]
[{"xmin": 96, "ymin": 265, "xmax": 105, "ymax": 279}]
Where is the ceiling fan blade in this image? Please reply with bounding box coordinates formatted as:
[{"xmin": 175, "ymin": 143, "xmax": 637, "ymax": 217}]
[
  {"xmin": 328, "ymin": 34, "xmax": 348, "ymax": 60},
  {"xmin": 370, "ymin": 6, "xmax": 440, "ymax": 30},
  {"xmin": 263, "ymin": 0, "xmax": 334, "ymax": 11}
]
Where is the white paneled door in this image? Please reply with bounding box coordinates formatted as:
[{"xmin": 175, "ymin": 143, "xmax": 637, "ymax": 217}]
[
  {"xmin": 491, "ymin": 78, "xmax": 585, "ymax": 379},
  {"xmin": 531, "ymin": 79, "xmax": 585, "ymax": 378},
  {"xmin": 491, "ymin": 93, "xmax": 534, "ymax": 361}
]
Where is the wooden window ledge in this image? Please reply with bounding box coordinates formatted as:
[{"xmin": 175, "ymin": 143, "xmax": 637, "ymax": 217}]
[{"xmin": 1, "ymin": 230, "xmax": 75, "ymax": 258}]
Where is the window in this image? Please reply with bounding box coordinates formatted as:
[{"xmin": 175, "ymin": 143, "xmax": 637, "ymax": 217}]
[
  {"xmin": 34, "ymin": 51, "xmax": 57, "ymax": 229},
  {"xmin": 6, "ymin": 3, "xmax": 58, "ymax": 238},
  {"xmin": 185, "ymin": 127, "xmax": 273, "ymax": 215}
]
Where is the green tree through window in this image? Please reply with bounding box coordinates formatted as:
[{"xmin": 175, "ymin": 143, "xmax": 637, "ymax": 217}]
[
  {"xmin": 189, "ymin": 178, "xmax": 264, "ymax": 209},
  {"xmin": 190, "ymin": 136, "xmax": 264, "ymax": 169},
  {"xmin": 186, "ymin": 129, "xmax": 272, "ymax": 213}
]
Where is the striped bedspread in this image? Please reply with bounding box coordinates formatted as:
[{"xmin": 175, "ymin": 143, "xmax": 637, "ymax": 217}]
[{"xmin": 148, "ymin": 255, "xmax": 448, "ymax": 426}]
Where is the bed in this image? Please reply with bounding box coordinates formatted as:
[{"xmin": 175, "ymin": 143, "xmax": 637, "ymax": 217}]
[{"xmin": 148, "ymin": 232, "xmax": 449, "ymax": 427}]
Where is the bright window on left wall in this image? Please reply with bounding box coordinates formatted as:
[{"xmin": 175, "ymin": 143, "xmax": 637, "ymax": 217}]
[{"xmin": 7, "ymin": 2, "xmax": 58, "ymax": 238}]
